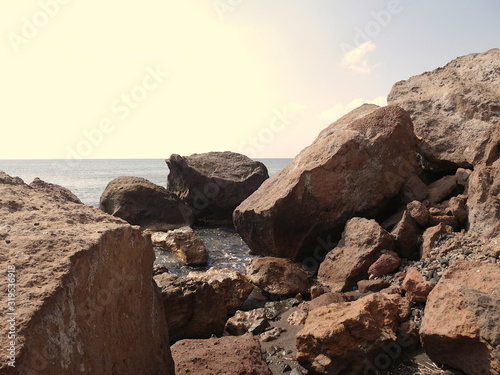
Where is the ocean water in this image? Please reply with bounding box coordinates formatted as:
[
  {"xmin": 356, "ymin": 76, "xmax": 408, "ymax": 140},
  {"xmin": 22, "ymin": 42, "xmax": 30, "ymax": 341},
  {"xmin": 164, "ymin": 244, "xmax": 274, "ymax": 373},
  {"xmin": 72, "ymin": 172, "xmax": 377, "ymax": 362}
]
[{"xmin": 0, "ymin": 158, "xmax": 292, "ymax": 276}]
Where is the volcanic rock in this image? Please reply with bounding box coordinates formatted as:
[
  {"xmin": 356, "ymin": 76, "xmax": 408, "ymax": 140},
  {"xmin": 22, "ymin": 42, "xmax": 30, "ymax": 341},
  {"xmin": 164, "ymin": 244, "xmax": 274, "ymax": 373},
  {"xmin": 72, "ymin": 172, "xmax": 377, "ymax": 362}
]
[
  {"xmin": 391, "ymin": 210, "xmax": 421, "ymax": 258},
  {"xmin": 29, "ymin": 177, "xmax": 82, "ymax": 204},
  {"xmin": 152, "ymin": 226, "xmax": 208, "ymax": 266},
  {"xmin": 402, "ymin": 267, "xmax": 435, "ymax": 302},
  {"xmin": 368, "ymin": 251, "xmax": 401, "ymax": 277},
  {"xmin": 225, "ymin": 308, "xmax": 269, "ymax": 336}
]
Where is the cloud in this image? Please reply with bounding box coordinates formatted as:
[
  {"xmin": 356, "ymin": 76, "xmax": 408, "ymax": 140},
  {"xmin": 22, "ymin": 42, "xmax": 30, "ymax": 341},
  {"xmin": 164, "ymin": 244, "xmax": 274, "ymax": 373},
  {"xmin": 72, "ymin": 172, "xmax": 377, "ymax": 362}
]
[
  {"xmin": 319, "ymin": 95, "xmax": 387, "ymax": 124},
  {"xmin": 340, "ymin": 41, "xmax": 376, "ymax": 73}
]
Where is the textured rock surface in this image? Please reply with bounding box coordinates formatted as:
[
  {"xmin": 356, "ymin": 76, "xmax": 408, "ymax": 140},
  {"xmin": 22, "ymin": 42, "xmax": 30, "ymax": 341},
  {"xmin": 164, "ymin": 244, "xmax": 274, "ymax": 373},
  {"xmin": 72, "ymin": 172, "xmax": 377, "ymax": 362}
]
[
  {"xmin": 171, "ymin": 333, "xmax": 272, "ymax": 375},
  {"xmin": 368, "ymin": 251, "xmax": 401, "ymax": 277},
  {"xmin": 234, "ymin": 105, "xmax": 417, "ymax": 260},
  {"xmin": 392, "ymin": 210, "xmax": 421, "ymax": 258},
  {"xmin": 407, "ymin": 200, "xmax": 429, "ymax": 227},
  {"xmin": 166, "ymin": 152, "xmax": 268, "ymax": 225},
  {"xmin": 154, "ymin": 273, "xmax": 226, "ymax": 342},
  {"xmin": 420, "ymin": 260, "xmax": 500, "ymax": 375},
  {"xmin": 296, "ymin": 293, "xmax": 411, "ymax": 375},
  {"xmin": 245, "ymin": 257, "xmax": 309, "ymax": 295},
  {"xmin": 402, "ymin": 267, "xmax": 435, "ymax": 302},
  {"xmin": 187, "ymin": 267, "xmax": 253, "ymax": 314},
  {"xmin": 318, "ymin": 218, "xmax": 395, "ymax": 292},
  {"xmin": 151, "ymin": 226, "xmax": 208, "ymax": 266},
  {"xmin": 0, "ymin": 171, "xmax": 174, "ymax": 375},
  {"xmin": 388, "ymin": 48, "xmax": 500, "ymax": 170},
  {"xmin": 357, "ymin": 279, "xmax": 391, "ymax": 294},
  {"xmin": 225, "ymin": 308, "xmax": 269, "ymax": 336},
  {"xmin": 99, "ymin": 176, "xmax": 193, "ymax": 230},
  {"xmin": 29, "ymin": 177, "xmax": 83, "ymax": 204},
  {"xmin": 421, "ymin": 222, "xmax": 453, "ymax": 259}
]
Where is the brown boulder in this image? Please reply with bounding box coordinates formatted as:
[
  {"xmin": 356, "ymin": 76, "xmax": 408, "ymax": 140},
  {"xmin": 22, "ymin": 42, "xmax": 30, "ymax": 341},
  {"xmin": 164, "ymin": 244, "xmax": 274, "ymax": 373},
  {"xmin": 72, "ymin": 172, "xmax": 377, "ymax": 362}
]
[
  {"xmin": 407, "ymin": 200, "xmax": 429, "ymax": 227},
  {"xmin": 318, "ymin": 218, "xmax": 395, "ymax": 292},
  {"xmin": 166, "ymin": 152, "xmax": 268, "ymax": 225},
  {"xmin": 400, "ymin": 173, "xmax": 428, "ymax": 203},
  {"xmin": 299, "ymin": 292, "xmax": 355, "ymax": 314},
  {"xmin": 0, "ymin": 171, "xmax": 174, "ymax": 374},
  {"xmin": 357, "ymin": 279, "xmax": 391, "ymax": 294},
  {"xmin": 420, "ymin": 260, "xmax": 500, "ymax": 374},
  {"xmin": 152, "ymin": 226, "xmax": 208, "ymax": 266},
  {"xmin": 234, "ymin": 105, "xmax": 417, "ymax": 260},
  {"xmin": 296, "ymin": 293, "xmax": 411, "ymax": 375},
  {"xmin": 368, "ymin": 251, "xmax": 401, "ymax": 277},
  {"xmin": 427, "ymin": 175, "xmax": 458, "ymax": 204},
  {"xmin": 391, "ymin": 210, "xmax": 421, "ymax": 258},
  {"xmin": 29, "ymin": 177, "xmax": 83, "ymax": 204},
  {"xmin": 171, "ymin": 333, "xmax": 272, "ymax": 375},
  {"xmin": 388, "ymin": 48, "xmax": 500, "ymax": 170},
  {"xmin": 154, "ymin": 273, "xmax": 226, "ymax": 342},
  {"xmin": 446, "ymin": 196, "xmax": 468, "ymax": 223},
  {"xmin": 245, "ymin": 257, "xmax": 309, "ymax": 295},
  {"xmin": 402, "ymin": 267, "xmax": 435, "ymax": 302},
  {"xmin": 99, "ymin": 176, "xmax": 193, "ymax": 230}
]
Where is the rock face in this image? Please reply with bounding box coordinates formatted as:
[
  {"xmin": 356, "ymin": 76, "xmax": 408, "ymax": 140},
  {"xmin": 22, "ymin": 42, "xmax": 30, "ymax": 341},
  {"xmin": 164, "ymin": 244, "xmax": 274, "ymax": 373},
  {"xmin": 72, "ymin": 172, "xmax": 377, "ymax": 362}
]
[
  {"xmin": 152, "ymin": 227, "xmax": 208, "ymax": 266},
  {"xmin": 171, "ymin": 333, "xmax": 272, "ymax": 375},
  {"xmin": 0, "ymin": 172, "xmax": 174, "ymax": 374},
  {"xmin": 245, "ymin": 257, "xmax": 309, "ymax": 295},
  {"xmin": 318, "ymin": 218, "xmax": 395, "ymax": 292},
  {"xmin": 29, "ymin": 177, "xmax": 83, "ymax": 204},
  {"xmin": 99, "ymin": 176, "xmax": 194, "ymax": 230},
  {"xmin": 388, "ymin": 48, "xmax": 500, "ymax": 170},
  {"xmin": 234, "ymin": 105, "xmax": 417, "ymax": 260},
  {"xmin": 420, "ymin": 260, "xmax": 500, "ymax": 375},
  {"xmin": 154, "ymin": 273, "xmax": 226, "ymax": 343},
  {"xmin": 296, "ymin": 293, "xmax": 411, "ymax": 375},
  {"xmin": 187, "ymin": 267, "xmax": 253, "ymax": 314},
  {"xmin": 166, "ymin": 152, "xmax": 269, "ymax": 225}
]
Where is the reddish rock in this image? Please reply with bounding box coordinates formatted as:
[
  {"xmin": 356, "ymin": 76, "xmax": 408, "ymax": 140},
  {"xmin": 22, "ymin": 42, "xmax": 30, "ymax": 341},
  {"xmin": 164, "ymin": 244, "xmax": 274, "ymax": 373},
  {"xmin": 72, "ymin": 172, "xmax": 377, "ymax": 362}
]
[
  {"xmin": 245, "ymin": 257, "xmax": 309, "ymax": 295},
  {"xmin": 234, "ymin": 105, "xmax": 417, "ymax": 260},
  {"xmin": 171, "ymin": 333, "xmax": 272, "ymax": 375},
  {"xmin": 296, "ymin": 293, "xmax": 411, "ymax": 375},
  {"xmin": 427, "ymin": 175, "xmax": 458, "ymax": 204},
  {"xmin": 310, "ymin": 285, "xmax": 325, "ymax": 299},
  {"xmin": 152, "ymin": 226, "xmax": 208, "ymax": 266},
  {"xmin": 154, "ymin": 273, "xmax": 227, "ymax": 342},
  {"xmin": 318, "ymin": 218, "xmax": 395, "ymax": 292},
  {"xmin": 380, "ymin": 286, "xmax": 403, "ymax": 296},
  {"xmin": 392, "ymin": 210, "xmax": 421, "ymax": 258},
  {"xmin": 420, "ymin": 260, "xmax": 500, "ymax": 375},
  {"xmin": 388, "ymin": 48, "xmax": 500, "ymax": 170},
  {"xmin": 0, "ymin": 171, "xmax": 174, "ymax": 374},
  {"xmin": 357, "ymin": 279, "xmax": 391, "ymax": 294},
  {"xmin": 402, "ymin": 267, "xmax": 435, "ymax": 302},
  {"xmin": 188, "ymin": 267, "xmax": 253, "ymax": 315},
  {"xmin": 407, "ymin": 200, "xmax": 429, "ymax": 227},
  {"xmin": 225, "ymin": 308, "xmax": 269, "ymax": 336},
  {"xmin": 421, "ymin": 222, "xmax": 453, "ymax": 258},
  {"xmin": 400, "ymin": 173, "xmax": 428, "ymax": 203},
  {"xmin": 398, "ymin": 320, "xmax": 421, "ymax": 351},
  {"xmin": 368, "ymin": 251, "xmax": 401, "ymax": 277},
  {"xmin": 99, "ymin": 176, "xmax": 193, "ymax": 230},
  {"xmin": 428, "ymin": 213, "xmax": 459, "ymax": 230},
  {"xmin": 287, "ymin": 310, "xmax": 309, "ymax": 326},
  {"xmin": 166, "ymin": 152, "xmax": 268, "ymax": 225},
  {"xmin": 298, "ymin": 292, "xmax": 356, "ymax": 314},
  {"xmin": 29, "ymin": 177, "xmax": 83, "ymax": 204},
  {"xmin": 446, "ymin": 196, "xmax": 468, "ymax": 223}
]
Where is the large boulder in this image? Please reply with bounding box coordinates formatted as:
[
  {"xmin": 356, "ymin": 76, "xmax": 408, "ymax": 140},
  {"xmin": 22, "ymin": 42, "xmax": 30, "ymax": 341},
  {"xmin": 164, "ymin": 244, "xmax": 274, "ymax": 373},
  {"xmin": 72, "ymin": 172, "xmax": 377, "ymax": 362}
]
[
  {"xmin": 0, "ymin": 172, "xmax": 174, "ymax": 374},
  {"xmin": 151, "ymin": 226, "xmax": 208, "ymax": 266},
  {"xmin": 388, "ymin": 48, "xmax": 500, "ymax": 171},
  {"xmin": 171, "ymin": 333, "xmax": 272, "ymax": 375},
  {"xmin": 99, "ymin": 176, "xmax": 193, "ymax": 230},
  {"xmin": 420, "ymin": 260, "xmax": 500, "ymax": 374},
  {"xmin": 295, "ymin": 293, "xmax": 411, "ymax": 375},
  {"xmin": 166, "ymin": 152, "xmax": 268, "ymax": 225},
  {"xmin": 318, "ymin": 218, "xmax": 395, "ymax": 292},
  {"xmin": 234, "ymin": 105, "xmax": 417, "ymax": 260},
  {"xmin": 153, "ymin": 272, "xmax": 227, "ymax": 342}
]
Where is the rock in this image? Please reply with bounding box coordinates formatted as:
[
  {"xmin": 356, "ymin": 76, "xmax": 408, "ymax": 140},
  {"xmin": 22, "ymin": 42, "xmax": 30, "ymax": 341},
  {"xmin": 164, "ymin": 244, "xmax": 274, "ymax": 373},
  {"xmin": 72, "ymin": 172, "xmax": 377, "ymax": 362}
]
[
  {"xmin": 357, "ymin": 279, "xmax": 391, "ymax": 294},
  {"xmin": 287, "ymin": 310, "xmax": 309, "ymax": 326},
  {"xmin": 398, "ymin": 320, "xmax": 421, "ymax": 351},
  {"xmin": 455, "ymin": 168, "xmax": 472, "ymax": 189},
  {"xmin": 152, "ymin": 226, "xmax": 208, "ymax": 266},
  {"xmin": 421, "ymin": 223, "xmax": 453, "ymax": 258},
  {"xmin": 187, "ymin": 267, "xmax": 253, "ymax": 315},
  {"xmin": 166, "ymin": 152, "xmax": 268, "ymax": 225},
  {"xmin": 0, "ymin": 171, "xmax": 174, "ymax": 374},
  {"xmin": 296, "ymin": 293, "xmax": 411, "ymax": 375},
  {"xmin": 380, "ymin": 286, "xmax": 403, "ymax": 296},
  {"xmin": 402, "ymin": 267, "xmax": 435, "ymax": 302},
  {"xmin": 154, "ymin": 273, "xmax": 226, "ymax": 342},
  {"xmin": 318, "ymin": 218, "xmax": 395, "ymax": 292},
  {"xmin": 420, "ymin": 260, "xmax": 500, "ymax": 375},
  {"xmin": 225, "ymin": 308, "xmax": 269, "ymax": 336},
  {"xmin": 234, "ymin": 105, "xmax": 417, "ymax": 260},
  {"xmin": 407, "ymin": 200, "xmax": 429, "ymax": 227},
  {"xmin": 245, "ymin": 257, "xmax": 309, "ymax": 295},
  {"xmin": 446, "ymin": 196, "xmax": 468, "ymax": 223},
  {"xmin": 299, "ymin": 292, "xmax": 356, "ymax": 314},
  {"xmin": 387, "ymin": 48, "xmax": 500, "ymax": 170},
  {"xmin": 391, "ymin": 211, "xmax": 421, "ymax": 258},
  {"xmin": 400, "ymin": 173, "xmax": 429, "ymax": 203},
  {"xmin": 171, "ymin": 333, "xmax": 272, "ymax": 375},
  {"xmin": 264, "ymin": 298, "xmax": 301, "ymax": 320},
  {"xmin": 310, "ymin": 285, "xmax": 325, "ymax": 299},
  {"xmin": 29, "ymin": 177, "xmax": 83, "ymax": 204},
  {"xmin": 99, "ymin": 176, "xmax": 193, "ymax": 230},
  {"xmin": 427, "ymin": 175, "xmax": 459, "ymax": 204},
  {"xmin": 368, "ymin": 251, "xmax": 401, "ymax": 277},
  {"xmin": 153, "ymin": 263, "xmax": 169, "ymax": 276},
  {"xmin": 260, "ymin": 327, "xmax": 286, "ymax": 342},
  {"xmin": 467, "ymin": 124, "xmax": 500, "ymax": 238},
  {"xmin": 428, "ymin": 213, "xmax": 459, "ymax": 231}
]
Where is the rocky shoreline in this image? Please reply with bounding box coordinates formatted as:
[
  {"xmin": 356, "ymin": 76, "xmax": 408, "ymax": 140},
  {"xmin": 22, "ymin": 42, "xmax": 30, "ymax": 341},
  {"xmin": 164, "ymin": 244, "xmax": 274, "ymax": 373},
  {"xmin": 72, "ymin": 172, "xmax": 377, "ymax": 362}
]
[{"xmin": 1, "ymin": 49, "xmax": 499, "ymax": 375}]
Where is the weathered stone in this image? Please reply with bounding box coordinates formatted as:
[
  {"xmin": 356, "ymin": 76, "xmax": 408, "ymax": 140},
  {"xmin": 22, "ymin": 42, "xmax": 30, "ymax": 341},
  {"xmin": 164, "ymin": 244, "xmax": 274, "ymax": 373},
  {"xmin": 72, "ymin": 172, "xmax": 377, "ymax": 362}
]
[
  {"xmin": 388, "ymin": 48, "xmax": 500, "ymax": 170},
  {"xmin": 225, "ymin": 308, "xmax": 269, "ymax": 336},
  {"xmin": 99, "ymin": 176, "xmax": 193, "ymax": 230},
  {"xmin": 407, "ymin": 200, "xmax": 429, "ymax": 227},
  {"xmin": 392, "ymin": 210, "xmax": 421, "ymax": 258},
  {"xmin": 298, "ymin": 292, "xmax": 355, "ymax": 314},
  {"xmin": 296, "ymin": 293, "xmax": 411, "ymax": 375},
  {"xmin": 245, "ymin": 257, "xmax": 309, "ymax": 295},
  {"xmin": 287, "ymin": 310, "xmax": 309, "ymax": 326},
  {"xmin": 421, "ymin": 223, "xmax": 453, "ymax": 259},
  {"xmin": 0, "ymin": 171, "xmax": 174, "ymax": 374},
  {"xmin": 428, "ymin": 213, "xmax": 459, "ymax": 231},
  {"xmin": 310, "ymin": 285, "xmax": 325, "ymax": 299},
  {"xmin": 234, "ymin": 105, "xmax": 417, "ymax": 260},
  {"xmin": 259, "ymin": 327, "xmax": 286, "ymax": 342},
  {"xmin": 420, "ymin": 260, "xmax": 500, "ymax": 375},
  {"xmin": 171, "ymin": 333, "xmax": 272, "ymax": 375},
  {"xmin": 402, "ymin": 267, "xmax": 435, "ymax": 302},
  {"xmin": 152, "ymin": 226, "xmax": 208, "ymax": 266},
  {"xmin": 318, "ymin": 218, "xmax": 394, "ymax": 292},
  {"xmin": 29, "ymin": 177, "xmax": 83, "ymax": 204},
  {"xmin": 427, "ymin": 175, "xmax": 458, "ymax": 204},
  {"xmin": 154, "ymin": 273, "xmax": 226, "ymax": 342},
  {"xmin": 166, "ymin": 152, "xmax": 268, "ymax": 225},
  {"xmin": 400, "ymin": 173, "xmax": 428, "ymax": 203},
  {"xmin": 446, "ymin": 196, "xmax": 468, "ymax": 223},
  {"xmin": 357, "ymin": 279, "xmax": 391, "ymax": 294},
  {"xmin": 368, "ymin": 251, "xmax": 401, "ymax": 277}
]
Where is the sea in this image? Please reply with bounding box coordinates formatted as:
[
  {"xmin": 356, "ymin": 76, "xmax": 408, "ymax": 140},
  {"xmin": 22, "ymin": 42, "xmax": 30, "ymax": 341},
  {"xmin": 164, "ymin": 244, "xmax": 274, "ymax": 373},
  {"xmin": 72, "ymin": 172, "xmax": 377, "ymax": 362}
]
[{"xmin": 0, "ymin": 158, "xmax": 292, "ymax": 276}]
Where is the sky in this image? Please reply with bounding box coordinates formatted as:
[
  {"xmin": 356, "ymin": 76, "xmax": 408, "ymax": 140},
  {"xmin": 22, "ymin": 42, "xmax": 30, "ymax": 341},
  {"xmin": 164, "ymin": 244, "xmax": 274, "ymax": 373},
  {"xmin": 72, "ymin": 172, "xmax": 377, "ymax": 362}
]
[{"xmin": 1, "ymin": 0, "xmax": 500, "ymax": 160}]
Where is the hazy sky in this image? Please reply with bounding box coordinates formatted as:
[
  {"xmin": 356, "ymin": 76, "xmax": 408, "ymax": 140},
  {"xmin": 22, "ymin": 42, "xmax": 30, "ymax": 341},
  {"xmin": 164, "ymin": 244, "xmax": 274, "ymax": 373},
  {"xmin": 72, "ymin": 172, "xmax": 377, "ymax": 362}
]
[{"xmin": 1, "ymin": 0, "xmax": 500, "ymax": 159}]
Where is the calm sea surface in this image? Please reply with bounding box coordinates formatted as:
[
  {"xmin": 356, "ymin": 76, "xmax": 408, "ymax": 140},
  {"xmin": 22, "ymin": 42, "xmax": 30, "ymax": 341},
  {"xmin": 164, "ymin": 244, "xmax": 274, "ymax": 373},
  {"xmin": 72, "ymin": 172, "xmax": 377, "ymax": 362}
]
[{"xmin": 0, "ymin": 158, "xmax": 291, "ymax": 275}]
